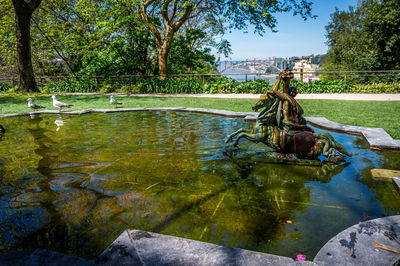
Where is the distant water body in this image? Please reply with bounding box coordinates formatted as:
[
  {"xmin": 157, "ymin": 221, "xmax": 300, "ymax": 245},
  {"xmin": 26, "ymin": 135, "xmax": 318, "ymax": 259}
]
[{"xmin": 220, "ymin": 68, "xmax": 277, "ymax": 83}]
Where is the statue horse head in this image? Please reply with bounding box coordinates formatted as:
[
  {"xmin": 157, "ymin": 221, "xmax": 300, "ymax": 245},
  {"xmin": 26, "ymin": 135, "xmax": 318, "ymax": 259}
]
[{"xmin": 252, "ymin": 92, "xmax": 276, "ymax": 112}]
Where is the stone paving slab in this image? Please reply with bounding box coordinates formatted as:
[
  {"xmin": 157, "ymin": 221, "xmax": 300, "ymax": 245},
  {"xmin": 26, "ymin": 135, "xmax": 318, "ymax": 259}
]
[
  {"xmin": 305, "ymin": 117, "xmax": 400, "ymax": 150},
  {"xmin": 97, "ymin": 229, "xmax": 316, "ymax": 266},
  {"xmin": 1, "ymin": 108, "xmax": 399, "ymax": 150},
  {"xmin": 314, "ymin": 215, "xmax": 400, "ymax": 266},
  {"xmin": 371, "ymin": 169, "xmax": 400, "ymax": 181}
]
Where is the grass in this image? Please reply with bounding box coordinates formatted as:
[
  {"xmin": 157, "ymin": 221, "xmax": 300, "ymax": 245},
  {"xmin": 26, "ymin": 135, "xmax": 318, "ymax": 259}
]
[{"xmin": 1, "ymin": 93, "xmax": 399, "ymax": 139}]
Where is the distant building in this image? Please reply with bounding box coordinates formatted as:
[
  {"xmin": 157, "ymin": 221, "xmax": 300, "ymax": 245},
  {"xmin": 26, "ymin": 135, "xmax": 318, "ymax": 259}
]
[{"xmin": 293, "ymin": 57, "xmax": 319, "ymax": 83}]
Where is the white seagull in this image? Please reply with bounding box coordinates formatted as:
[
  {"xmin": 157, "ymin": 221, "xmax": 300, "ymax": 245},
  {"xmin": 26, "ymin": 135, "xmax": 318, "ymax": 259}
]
[
  {"xmin": 110, "ymin": 96, "xmax": 123, "ymax": 106},
  {"xmin": 52, "ymin": 95, "xmax": 73, "ymax": 112},
  {"xmin": 27, "ymin": 98, "xmax": 45, "ymax": 109}
]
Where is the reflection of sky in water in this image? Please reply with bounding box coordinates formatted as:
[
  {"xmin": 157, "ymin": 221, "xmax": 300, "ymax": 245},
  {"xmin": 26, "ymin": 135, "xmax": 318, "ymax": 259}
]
[{"xmin": 0, "ymin": 112, "xmax": 399, "ymax": 260}]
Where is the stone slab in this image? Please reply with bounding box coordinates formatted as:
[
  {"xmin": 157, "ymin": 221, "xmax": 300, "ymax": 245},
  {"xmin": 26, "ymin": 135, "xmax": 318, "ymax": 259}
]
[
  {"xmin": 314, "ymin": 215, "xmax": 400, "ymax": 266},
  {"xmin": 393, "ymin": 177, "xmax": 400, "ymax": 195},
  {"xmin": 306, "ymin": 117, "xmax": 400, "ymax": 150},
  {"xmin": 371, "ymin": 169, "xmax": 400, "ymax": 181},
  {"xmin": 97, "ymin": 229, "xmax": 316, "ymax": 265}
]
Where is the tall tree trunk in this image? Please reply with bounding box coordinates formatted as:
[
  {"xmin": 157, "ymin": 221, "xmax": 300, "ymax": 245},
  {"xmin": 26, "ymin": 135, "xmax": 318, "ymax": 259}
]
[
  {"xmin": 11, "ymin": 0, "xmax": 42, "ymax": 93},
  {"xmin": 157, "ymin": 48, "xmax": 169, "ymax": 79},
  {"xmin": 138, "ymin": 1, "xmax": 194, "ymax": 79}
]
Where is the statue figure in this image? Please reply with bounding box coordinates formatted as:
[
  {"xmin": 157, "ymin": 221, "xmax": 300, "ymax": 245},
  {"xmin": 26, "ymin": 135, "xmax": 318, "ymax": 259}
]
[
  {"xmin": 257, "ymin": 68, "xmax": 311, "ymax": 133},
  {"xmin": 224, "ymin": 69, "xmax": 351, "ymax": 164}
]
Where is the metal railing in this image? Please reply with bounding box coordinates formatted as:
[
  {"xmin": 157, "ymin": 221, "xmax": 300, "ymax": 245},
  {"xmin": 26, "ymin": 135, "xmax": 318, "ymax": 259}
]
[{"xmin": 1, "ymin": 70, "xmax": 400, "ymax": 88}]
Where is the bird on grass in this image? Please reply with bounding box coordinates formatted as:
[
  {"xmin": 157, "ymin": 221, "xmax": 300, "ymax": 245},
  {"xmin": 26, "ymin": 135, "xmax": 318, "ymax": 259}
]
[
  {"xmin": 0, "ymin": 124, "xmax": 5, "ymax": 133},
  {"xmin": 52, "ymin": 95, "xmax": 73, "ymax": 112},
  {"xmin": 27, "ymin": 98, "xmax": 45, "ymax": 109},
  {"xmin": 110, "ymin": 96, "xmax": 123, "ymax": 106}
]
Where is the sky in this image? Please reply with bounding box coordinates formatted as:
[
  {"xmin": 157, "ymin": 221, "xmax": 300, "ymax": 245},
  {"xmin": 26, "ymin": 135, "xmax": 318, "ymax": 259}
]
[{"xmin": 220, "ymin": 0, "xmax": 359, "ymax": 60}]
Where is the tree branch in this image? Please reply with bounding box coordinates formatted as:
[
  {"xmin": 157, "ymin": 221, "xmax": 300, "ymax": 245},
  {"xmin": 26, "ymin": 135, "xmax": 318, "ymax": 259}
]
[
  {"xmin": 139, "ymin": 1, "xmax": 162, "ymax": 48},
  {"xmin": 172, "ymin": 3, "xmax": 193, "ymax": 32},
  {"xmin": 32, "ymin": 17, "xmax": 77, "ymax": 76}
]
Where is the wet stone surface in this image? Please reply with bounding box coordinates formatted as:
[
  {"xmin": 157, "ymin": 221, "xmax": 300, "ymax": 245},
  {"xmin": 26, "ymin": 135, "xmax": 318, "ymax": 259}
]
[
  {"xmin": 314, "ymin": 215, "xmax": 400, "ymax": 266},
  {"xmin": 98, "ymin": 229, "xmax": 317, "ymax": 266}
]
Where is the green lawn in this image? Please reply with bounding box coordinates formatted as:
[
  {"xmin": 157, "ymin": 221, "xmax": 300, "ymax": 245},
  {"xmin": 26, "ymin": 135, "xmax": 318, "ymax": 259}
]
[{"xmin": 1, "ymin": 94, "xmax": 399, "ymax": 139}]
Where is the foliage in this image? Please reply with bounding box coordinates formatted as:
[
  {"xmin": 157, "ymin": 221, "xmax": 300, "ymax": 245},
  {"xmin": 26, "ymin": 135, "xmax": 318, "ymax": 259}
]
[
  {"xmin": 291, "ymin": 79, "xmax": 353, "ymax": 93},
  {"xmin": 203, "ymin": 78, "xmax": 270, "ymax": 94},
  {"xmin": 168, "ymin": 29, "xmax": 217, "ymax": 74},
  {"xmin": 0, "ymin": 82, "xmax": 11, "ymax": 92},
  {"xmin": 293, "ymin": 79, "xmax": 400, "ymax": 93},
  {"xmin": 131, "ymin": 0, "xmax": 315, "ymax": 76},
  {"xmin": 352, "ymin": 83, "xmax": 400, "ymax": 94},
  {"xmin": 37, "ymin": 76, "xmax": 400, "ymax": 94},
  {"xmin": 43, "ymin": 79, "xmax": 96, "ymax": 93},
  {"xmin": 323, "ymin": 0, "xmax": 400, "ymax": 82},
  {"xmin": 104, "ymin": 77, "xmax": 272, "ymax": 94},
  {"xmin": 138, "ymin": 77, "xmax": 203, "ymax": 94}
]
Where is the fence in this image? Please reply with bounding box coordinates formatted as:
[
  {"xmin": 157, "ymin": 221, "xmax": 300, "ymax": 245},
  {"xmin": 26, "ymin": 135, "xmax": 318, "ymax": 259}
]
[{"xmin": 1, "ymin": 70, "xmax": 400, "ymax": 94}]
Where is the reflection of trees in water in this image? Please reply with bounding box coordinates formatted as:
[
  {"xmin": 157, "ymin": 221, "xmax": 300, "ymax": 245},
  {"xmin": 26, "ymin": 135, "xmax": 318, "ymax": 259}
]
[
  {"xmin": 356, "ymin": 165, "xmax": 400, "ymax": 216},
  {"xmin": 352, "ymin": 137, "xmax": 370, "ymax": 150},
  {"xmin": 348, "ymin": 144, "xmax": 400, "ymax": 216},
  {"xmin": 1, "ymin": 112, "xmax": 356, "ymax": 258},
  {"xmin": 17, "ymin": 115, "xmax": 116, "ymax": 258},
  {"xmin": 208, "ymin": 151, "xmax": 350, "ymax": 251}
]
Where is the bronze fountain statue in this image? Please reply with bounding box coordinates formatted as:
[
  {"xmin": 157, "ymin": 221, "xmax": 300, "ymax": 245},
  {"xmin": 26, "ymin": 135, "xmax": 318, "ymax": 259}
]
[{"xmin": 225, "ymin": 68, "xmax": 351, "ymax": 164}]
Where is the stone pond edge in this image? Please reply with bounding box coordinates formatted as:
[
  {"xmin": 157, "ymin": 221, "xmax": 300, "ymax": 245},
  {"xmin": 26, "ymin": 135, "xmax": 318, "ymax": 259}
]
[{"xmin": 1, "ymin": 107, "xmax": 399, "ymax": 150}]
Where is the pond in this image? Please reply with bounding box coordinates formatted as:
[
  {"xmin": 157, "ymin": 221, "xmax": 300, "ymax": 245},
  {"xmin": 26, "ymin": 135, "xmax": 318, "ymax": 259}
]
[{"xmin": 0, "ymin": 112, "xmax": 399, "ymax": 260}]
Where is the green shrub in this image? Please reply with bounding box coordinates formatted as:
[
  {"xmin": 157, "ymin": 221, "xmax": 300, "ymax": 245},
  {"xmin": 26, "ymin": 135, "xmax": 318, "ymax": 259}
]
[
  {"xmin": 203, "ymin": 77, "xmax": 239, "ymax": 93},
  {"xmin": 350, "ymin": 83, "xmax": 400, "ymax": 93},
  {"xmin": 291, "ymin": 79, "xmax": 353, "ymax": 93},
  {"xmin": 41, "ymin": 76, "xmax": 400, "ymax": 94},
  {"xmin": 137, "ymin": 77, "xmax": 204, "ymax": 94},
  {"xmin": 0, "ymin": 82, "xmax": 11, "ymax": 92},
  {"xmin": 117, "ymin": 84, "xmax": 142, "ymax": 94},
  {"xmin": 237, "ymin": 79, "xmax": 271, "ymax": 93},
  {"xmin": 99, "ymin": 84, "xmax": 116, "ymax": 93},
  {"xmin": 44, "ymin": 79, "xmax": 97, "ymax": 93}
]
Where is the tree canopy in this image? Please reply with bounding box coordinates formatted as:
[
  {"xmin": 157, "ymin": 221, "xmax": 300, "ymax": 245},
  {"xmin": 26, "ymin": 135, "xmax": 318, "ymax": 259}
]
[
  {"xmin": 323, "ymin": 0, "xmax": 400, "ymax": 74},
  {"xmin": 1, "ymin": 0, "xmax": 315, "ymax": 89},
  {"xmin": 131, "ymin": 0, "xmax": 314, "ymax": 77}
]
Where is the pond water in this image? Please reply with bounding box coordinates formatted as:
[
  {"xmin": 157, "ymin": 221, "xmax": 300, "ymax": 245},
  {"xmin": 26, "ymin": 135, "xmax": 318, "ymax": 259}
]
[{"xmin": 0, "ymin": 112, "xmax": 399, "ymax": 260}]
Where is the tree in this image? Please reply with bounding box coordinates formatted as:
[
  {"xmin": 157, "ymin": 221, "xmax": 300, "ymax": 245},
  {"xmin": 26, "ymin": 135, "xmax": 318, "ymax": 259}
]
[
  {"xmin": 323, "ymin": 0, "xmax": 400, "ymax": 82},
  {"xmin": 123, "ymin": 0, "xmax": 314, "ymax": 78},
  {"xmin": 168, "ymin": 28, "xmax": 216, "ymax": 74},
  {"xmin": 362, "ymin": 0, "xmax": 400, "ymax": 70},
  {"xmin": 11, "ymin": 0, "xmax": 42, "ymax": 92}
]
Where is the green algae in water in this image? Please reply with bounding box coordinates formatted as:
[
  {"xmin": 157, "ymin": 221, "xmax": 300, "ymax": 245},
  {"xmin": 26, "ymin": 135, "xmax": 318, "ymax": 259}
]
[{"xmin": 0, "ymin": 112, "xmax": 399, "ymax": 259}]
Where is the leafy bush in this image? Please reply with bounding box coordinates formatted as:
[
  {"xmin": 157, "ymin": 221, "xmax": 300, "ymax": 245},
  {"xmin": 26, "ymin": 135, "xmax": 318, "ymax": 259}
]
[
  {"xmin": 237, "ymin": 79, "xmax": 271, "ymax": 94},
  {"xmin": 203, "ymin": 77, "xmax": 238, "ymax": 93},
  {"xmin": 0, "ymin": 82, "xmax": 11, "ymax": 92},
  {"xmin": 44, "ymin": 79, "xmax": 97, "ymax": 93},
  {"xmin": 42, "ymin": 77, "xmax": 400, "ymax": 94},
  {"xmin": 291, "ymin": 79, "xmax": 353, "ymax": 93},
  {"xmin": 351, "ymin": 83, "xmax": 400, "ymax": 93},
  {"xmin": 139, "ymin": 77, "xmax": 204, "ymax": 94}
]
